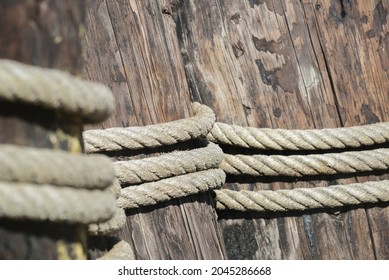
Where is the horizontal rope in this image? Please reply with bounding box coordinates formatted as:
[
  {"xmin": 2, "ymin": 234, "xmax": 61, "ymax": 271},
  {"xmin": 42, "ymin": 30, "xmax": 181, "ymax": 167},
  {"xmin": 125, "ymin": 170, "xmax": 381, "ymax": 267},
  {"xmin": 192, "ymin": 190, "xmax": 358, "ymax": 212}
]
[
  {"xmin": 0, "ymin": 59, "xmax": 114, "ymax": 123},
  {"xmin": 0, "ymin": 182, "xmax": 116, "ymax": 223},
  {"xmin": 0, "ymin": 144, "xmax": 115, "ymax": 189},
  {"xmin": 117, "ymin": 168, "xmax": 226, "ymax": 209},
  {"xmin": 215, "ymin": 180, "xmax": 389, "ymax": 212},
  {"xmin": 209, "ymin": 121, "xmax": 389, "ymax": 151},
  {"xmin": 97, "ymin": 241, "xmax": 135, "ymax": 260},
  {"xmin": 221, "ymin": 148, "xmax": 389, "ymax": 177},
  {"xmin": 83, "ymin": 102, "xmax": 215, "ymax": 153},
  {"xmin": 114, "ymin": 142, "xmax": 223, "ymax": 185}
]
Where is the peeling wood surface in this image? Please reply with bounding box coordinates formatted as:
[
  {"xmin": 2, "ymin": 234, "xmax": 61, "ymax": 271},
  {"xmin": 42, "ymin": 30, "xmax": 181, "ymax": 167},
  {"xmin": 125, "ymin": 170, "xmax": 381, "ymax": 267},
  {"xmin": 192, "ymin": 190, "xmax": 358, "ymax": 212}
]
[
  {"xmin": 175, "ymin": 0, "xmax": 389, "ymax": 259},
  {"xmin": 83, "ymin": 0, "xmax": 226, "ymax": 259},
  {"xmin": 82, "ymin": 0, "xmax": 389, "ymax": 259}
]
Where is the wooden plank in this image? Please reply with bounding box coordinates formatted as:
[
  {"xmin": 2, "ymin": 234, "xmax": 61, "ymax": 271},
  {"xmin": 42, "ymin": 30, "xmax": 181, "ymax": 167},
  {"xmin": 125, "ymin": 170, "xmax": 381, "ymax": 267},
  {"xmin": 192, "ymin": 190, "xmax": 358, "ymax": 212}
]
[
  {"xmin": 83, "ymin": 0, "xmax": 226, "ymax": 259},
  {"xmin": 175, "ymin": 0, "xmax": 387, "ymax": 259},
  {"xmin": 312, "ymin": 0, "xmax": 389, "ymax": 259},
  {"xmin": 0, "ymin": 0, "xmax": 87, "ymax": 259}
]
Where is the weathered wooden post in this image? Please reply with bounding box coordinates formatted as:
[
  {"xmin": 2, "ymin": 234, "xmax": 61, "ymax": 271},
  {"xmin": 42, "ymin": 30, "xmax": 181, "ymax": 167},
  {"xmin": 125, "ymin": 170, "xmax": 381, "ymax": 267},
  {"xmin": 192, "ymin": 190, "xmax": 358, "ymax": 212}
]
[
  {"xmin": 0, "ymin": 0, "xmax": 93, "ymax": 259},
  {"xmin": 83, "ymin": 0, "xmax": 227, "ymax": 259},
  {"xmin": 175, "ymin": 0, "xmax": 389, "ymax": 259}
]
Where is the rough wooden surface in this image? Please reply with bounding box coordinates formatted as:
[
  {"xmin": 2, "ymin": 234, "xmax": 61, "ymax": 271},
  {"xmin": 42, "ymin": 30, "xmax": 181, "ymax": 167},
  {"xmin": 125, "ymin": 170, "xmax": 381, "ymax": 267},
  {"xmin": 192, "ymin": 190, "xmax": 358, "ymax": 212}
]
[
  {"xmin": 175, "ymin": 0, "xmax": 389, "ymax": 259},
  {"xmin": 0, "ymin": 0, "xmax": 87, "ymax": 259},
  {"xmin": 83, "ymin": 0, "xmax": 226, "ymax": 259}
]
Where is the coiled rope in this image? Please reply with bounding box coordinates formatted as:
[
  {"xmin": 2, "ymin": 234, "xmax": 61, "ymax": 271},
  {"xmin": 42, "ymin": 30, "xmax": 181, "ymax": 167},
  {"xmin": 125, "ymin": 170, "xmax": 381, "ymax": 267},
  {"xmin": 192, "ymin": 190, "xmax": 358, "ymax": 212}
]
[
  {"xmin": 4, "ymin": 59, "xmax": 388, "ymax": 258},
  {"xmin": 84, "ymin": 103, "xmax": 226, "ymax": 211},
  {"xmin": 83, "ymin": 102, "xmax": 389, "ymax": 214},
  {"xmin": 209, "ymin": 121, "xmax": 389, "ymax": 151},
  {"xmin": 0, "ymin": 60, "xmax": 129, "ymax": 258}
]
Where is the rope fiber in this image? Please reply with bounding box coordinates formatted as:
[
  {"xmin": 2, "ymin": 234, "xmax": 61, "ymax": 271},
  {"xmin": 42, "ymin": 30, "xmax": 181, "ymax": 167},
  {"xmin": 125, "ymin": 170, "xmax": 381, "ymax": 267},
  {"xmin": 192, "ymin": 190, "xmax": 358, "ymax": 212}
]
[
  {"xmin": 215, "ymin": 180, "xmax": 389, "ymax": 212},
  {"xmin": 83, "ymin": 103, "xmax": 215, "ymax": 153},
  {"xmin": 209, "ymin": 121, "xmax": 389, "ymax": 151},
  {"xmin": 221, "ymin": 148, "xmax": 389, "ymax": 177},
  {"xmin": 0, "ymin": 59, "xmax": 114, "ymax": 123}
]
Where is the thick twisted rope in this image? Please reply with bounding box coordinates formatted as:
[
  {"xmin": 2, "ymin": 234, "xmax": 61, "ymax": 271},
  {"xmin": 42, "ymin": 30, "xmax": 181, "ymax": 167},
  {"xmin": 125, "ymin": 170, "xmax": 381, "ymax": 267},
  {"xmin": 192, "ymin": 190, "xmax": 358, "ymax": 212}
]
[
  {"xmin": 215, "ymin": 180, "xmax": 389, "ymax": 212},
  {"xmin": 0, "ymin": 144, "xmax": 115, "ymax": 189},
  {"xmin": 114, "ymin": 143, "xmax": 223, "ymax": 185},
  {"xmin": 0, "ymin": 59, "xmax": 114, "ymax": 123},
  {"xmin": 89, "ymin": 179, "xmax": 126, "ymax": 235},
  {"xmin": 221, "ymin": 148, "xmax": 389, "ymax": 177},
  {"xmin": 118, "ymin": 169, "xmax": 225, "ymax": 209},
  {"xmin": 209, "ymin": 122, "xmax": 389, "ymax": 151},
  {"xmin": 0, "ymin": 144, "xmax": 117, "ymax": 224},
  {"xmin": 83, "ymin": 103, "xmax": 215, "ymax": 153},
  {"xmin": 0, "ymin": 182, "xmax": 116, "ymax": 223}
]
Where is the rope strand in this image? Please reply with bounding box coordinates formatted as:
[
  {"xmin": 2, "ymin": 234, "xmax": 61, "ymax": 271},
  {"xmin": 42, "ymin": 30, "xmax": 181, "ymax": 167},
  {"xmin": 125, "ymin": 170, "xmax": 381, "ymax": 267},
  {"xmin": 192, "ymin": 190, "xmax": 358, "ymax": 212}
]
[
  {"xmin": 209, "ymin": 122, "xmax": 389, "ymax": 151},
  {"xmin": 0, "ymin": 182, "xmax": 116, "ymax": 223},
  {"xmin": 0, "ymin": 59, "xmax": 114, "ymax": 123},
  {"xmin": 0, "ymin": 144, "xmax": 115, "ymax": 189},
  {"xmin": 114, "ymin": 142, "xmax": 223, "ymax": 185},
  {"xmin": 215, "ymin": 180, "xmax": 389, "ymax": 212},
  {"xmin": 221, "ymin": 148, "xmax": 389, "ymax": 177},
  {"xmin": 118, "ymin": 169, "xmax": 225, "ymax": 209},
  {"xmin": 83, "ymin": 103, "xmax": 215, "ymax": 153}
]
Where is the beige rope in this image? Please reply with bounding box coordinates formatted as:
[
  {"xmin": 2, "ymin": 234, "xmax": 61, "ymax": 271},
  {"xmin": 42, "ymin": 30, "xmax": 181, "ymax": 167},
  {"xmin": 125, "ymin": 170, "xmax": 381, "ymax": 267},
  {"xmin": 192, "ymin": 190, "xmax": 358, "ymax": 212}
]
[
  {"xmin": 0, "ymin": 182, "xmax": 116, "ymax": 223},
  {"xmin": 88, "ymin": 207, "xmax": 126, "ymax": 235},
  {"xmin": 83, "ymin": 103, "xmax": 215, "ymax": 153},
  {"xmin": 0, "ymin": 143, "xmax": 117, "ymax": 224},
  {"xmin": 209, "ymin": 122, "xmax": 389, "ymax": 151},
  {"xmin": 97, "ymin": 240, "xmax": 136, "ymax": 260},
  {"xmin": 0, "ymin": 144, "xmax": 115, "ymax": 189},
  {"xmin": 221, "ymin": 148, "xmax": 389, "ymax": 177},
  {"xmin": 89, "ymin": 179, "xmax": 126, "ymax": 235},
  {"xmin": 118, "ymin": 168, "xmax": 226, "ymax": 209},
  {"xmin": 114, "ymin": 142, "xmax": 223, "ymax": 185},
  {"xmin": 0, "ymin": 59, "xmax": 114, "ymax": 123},
  {"xmin": 215, "ymin": 180, "xmax": 389, "ymax": 212}
]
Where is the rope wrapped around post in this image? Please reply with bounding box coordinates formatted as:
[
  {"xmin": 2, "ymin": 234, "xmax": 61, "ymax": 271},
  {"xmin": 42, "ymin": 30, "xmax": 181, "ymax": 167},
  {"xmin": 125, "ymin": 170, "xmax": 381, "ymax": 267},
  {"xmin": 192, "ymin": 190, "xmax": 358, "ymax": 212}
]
[
  {"xmin": 0, "ymin": 59, "xmax": 114, "ymax": 123},
  {"xmin": 88, "ymin": 179, "xmax": 126, "ymax": 235},
  {"xmin": 83, "ymin": 102, "xmax": 215, "ymax": 153},
  {"xmin": 84, "ymin": 103, "xmax": 226, "ymax": 210},
  {"xmin": 209, "ymin": 121, "xmax": 389, "ymax": 151},
  {"xmin": 114, "ymin": 142, "xmax": 223, "ymax": 185},
  {"xmin": 118, "ymin": 168, "xmax": 226, "ymax": 209},
  {"xmin": 215, "ymin": 180, "xmax": 389, "ymax": 212},
  {"xmin": 0, "ymin": 60, "xmax": 127, "ymax": 256},
  {"xmin": 221, "ymin": 148, "xmax": 389, "ymax": 177}
]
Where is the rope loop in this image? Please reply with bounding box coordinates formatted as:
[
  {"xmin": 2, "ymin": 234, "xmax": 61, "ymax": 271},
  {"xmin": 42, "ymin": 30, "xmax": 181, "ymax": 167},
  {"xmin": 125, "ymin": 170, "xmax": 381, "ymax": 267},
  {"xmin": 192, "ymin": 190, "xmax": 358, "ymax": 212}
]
[{"xmin": 83, "ymin": 102, "xmax": 215, "ymax": 153}]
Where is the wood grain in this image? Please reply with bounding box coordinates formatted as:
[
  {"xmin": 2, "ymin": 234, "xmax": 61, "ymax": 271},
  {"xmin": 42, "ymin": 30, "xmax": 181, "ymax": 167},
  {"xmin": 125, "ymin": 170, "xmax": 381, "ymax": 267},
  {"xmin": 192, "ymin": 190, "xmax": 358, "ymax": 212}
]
[
  {"xmin": 83, "ymin": 0, "xmax": 226, "ymax": 259},
  {"xmin": 176, "ymin": 0, "xmax": 389, "ymax": 259}
]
